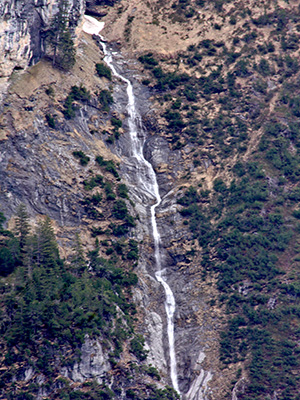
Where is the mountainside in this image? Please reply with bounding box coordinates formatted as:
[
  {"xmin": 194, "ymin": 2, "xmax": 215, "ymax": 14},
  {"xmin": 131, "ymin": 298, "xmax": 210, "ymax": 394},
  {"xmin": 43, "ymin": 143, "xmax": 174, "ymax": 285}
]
[{"xmin": 0, "ymin": 1, "xmax": 300, "ymax": 400}]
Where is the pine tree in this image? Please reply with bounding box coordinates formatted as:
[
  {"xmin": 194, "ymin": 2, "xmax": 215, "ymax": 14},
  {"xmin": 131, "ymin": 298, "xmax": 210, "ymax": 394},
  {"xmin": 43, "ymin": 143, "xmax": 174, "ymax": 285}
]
[
  {"xmin": 35, "ymin": 216, "xmax": 59, "ymax": 269},
  {"xmin": 14, "ymin": 203, "xmax": 30, "ymax": 250},
  {"xmin": 71, "ymin": 232, "xmax": 86, "ymax": 275},
  {"xmin": 47, "ymin": 0, "xmax": 76, "ymax": 70},
  {"xmin": 14, "ymin": 204, "xmax": 32, "ymax": 276}
]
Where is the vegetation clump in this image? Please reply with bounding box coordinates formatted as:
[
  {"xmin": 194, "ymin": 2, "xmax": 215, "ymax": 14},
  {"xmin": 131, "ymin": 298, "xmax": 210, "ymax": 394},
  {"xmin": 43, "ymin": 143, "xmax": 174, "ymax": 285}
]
[
  {"xmin": 96, "ymin": 63, "xmax": 112, "ymax": 80},
  {"xmin": 99, "ymin": 89, "xmax": 114, "ymax": 111},
  {"xmin": 72, "ymin": 150, "xmax": 90, "ymax": 166},
  {"xmin": 46, "ymin": 0, "xmax": 76, "ymax": 70},
  {"xmin": 63, "ymin": 85, "xmax": 90, "ymax": 119},
  {"xmin": 0, "ymin": 205, "xmax": 143, "ymax": 398}
]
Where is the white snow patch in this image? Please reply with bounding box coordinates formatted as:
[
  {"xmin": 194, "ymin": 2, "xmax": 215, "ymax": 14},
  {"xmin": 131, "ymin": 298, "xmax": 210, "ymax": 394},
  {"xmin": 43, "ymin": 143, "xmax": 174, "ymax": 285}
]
[{"xmin": 82, "ymin": 15, "xmax": 105, "ymax": 35}]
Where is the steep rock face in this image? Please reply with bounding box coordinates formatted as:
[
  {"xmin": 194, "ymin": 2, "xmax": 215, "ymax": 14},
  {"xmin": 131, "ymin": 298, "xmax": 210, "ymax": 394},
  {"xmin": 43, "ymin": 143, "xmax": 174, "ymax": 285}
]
[
  {"xmin": 62, "ymin": 335, "xmax": 111, "ymax": 383},
  {"xmin": 0, "ymin": 31, "xmax": 116, "ymax": 236},
  {"xmin": 0, "ymin": 0, "xmax": 85, "ymax": 97}
]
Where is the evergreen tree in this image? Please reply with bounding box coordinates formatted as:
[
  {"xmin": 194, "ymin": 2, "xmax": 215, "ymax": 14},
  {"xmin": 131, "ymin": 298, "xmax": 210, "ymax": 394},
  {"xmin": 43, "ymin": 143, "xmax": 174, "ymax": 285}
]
[
  {"xmin": 71, "ymin": 232, "xmax": 86, "ymax": 275},
  {"xmin": 14, "ymin": 204, "xmax": 32, "ymax": 276},
  {"xmin": 47, "ymin": 0, "xmax": 76, "ymax": 70},
  {"xmin": 0, "ymin": 212, "xmax": 19, "ymax": 276},
  {"xmin": 35, "ymin": 216, "xmax": 59, "ymax": 269},
  {"xmin": 14, "ymin": 204, "xmax": 30, "ymax": 250}
]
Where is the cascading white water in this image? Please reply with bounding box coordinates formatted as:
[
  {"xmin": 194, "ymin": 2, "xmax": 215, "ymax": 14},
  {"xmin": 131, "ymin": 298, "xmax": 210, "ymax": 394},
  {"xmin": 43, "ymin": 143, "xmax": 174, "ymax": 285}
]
[{"xmin": 82, "ymin": 16, "xmax": 180, "ymax": 393}]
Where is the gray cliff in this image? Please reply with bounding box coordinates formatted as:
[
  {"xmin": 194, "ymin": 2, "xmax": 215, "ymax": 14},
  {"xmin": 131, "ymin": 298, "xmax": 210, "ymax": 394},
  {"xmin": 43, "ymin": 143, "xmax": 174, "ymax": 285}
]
[{"xmin": 0, "ymin": 0, "xmax": 85, "ymax": 98}]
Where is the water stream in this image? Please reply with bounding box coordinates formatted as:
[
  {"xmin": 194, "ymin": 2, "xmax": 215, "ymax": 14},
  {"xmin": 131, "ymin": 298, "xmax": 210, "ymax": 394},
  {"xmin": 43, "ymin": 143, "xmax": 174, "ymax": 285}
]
[
  {"xmin": 82, "ymin": 15, "xmax": 180, "ymax": 394},
  {"xmin": 102, "ymin": 40, "xmax": 180, "ymax": 394}
]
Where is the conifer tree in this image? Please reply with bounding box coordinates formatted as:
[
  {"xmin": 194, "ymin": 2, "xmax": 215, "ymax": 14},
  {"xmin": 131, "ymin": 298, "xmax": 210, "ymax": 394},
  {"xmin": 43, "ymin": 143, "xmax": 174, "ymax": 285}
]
[
  {"xmin": 71, "ymin": 232, "xmax": 86, "ymax": 275},
  {"xmin": 14, "ymin": 204, "xmax": 32, "ymax": 276},
  {"xmin": 47, "ymin": 0, "xmax": 76, "ymax": 70},
  {"xmin": 14, "ymin": 203, "xmax": 30, "ymax": 250},
  {"xmin": 35, "ymin": 216, "xmax": 59, "ymax": 269}
]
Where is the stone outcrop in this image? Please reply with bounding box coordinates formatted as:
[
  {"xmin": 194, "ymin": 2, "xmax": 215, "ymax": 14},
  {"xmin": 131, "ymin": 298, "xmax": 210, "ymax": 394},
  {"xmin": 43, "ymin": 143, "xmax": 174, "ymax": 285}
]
[
  {"xmin": 0, "ymin": 0, "xmax": 85, "ymax": 99},
  {"xmin": 62, "ymin": 335, "xmax": 111, "ymax": 383}
]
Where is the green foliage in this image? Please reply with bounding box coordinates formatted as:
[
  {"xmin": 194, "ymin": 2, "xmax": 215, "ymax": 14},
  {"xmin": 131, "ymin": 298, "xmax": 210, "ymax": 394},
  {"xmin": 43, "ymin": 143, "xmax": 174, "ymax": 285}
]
[
  {"xmin": 0, "ymin": 208, "xmax": 140, "ymax": 395},
  {"xmin": 83, "ymin": 175, "xmax": 104, "ymax": 190},
  {"xmin": 45, "ymin": 85, "xmax": 55, "ymax": 97},
  {"xmin": 117, "ymin": 183, "xmax": 129, "ymax": 198},
  {"xmin": 105, "ymin": 182, "xmax": 116, "ymax": 200},
  {"xmin": 138, "ymin": 53, "xmax": 158, "ymax": 67},
  {"xmin": 96, "ymin": 63, "xmax": 112, "ymax": 80},
  {"xmin": 112, "ymin": 200, "xmax": 129, "ymax": 220},
  {"xmin": 181, "ymin": 147, "xmax": 300, "ymax": 398},
  {"xmin": 127, "ymin": 240, "xmax": 139, "ymax": 261},
  {"xmin": 111, "ymin": 117, "xmax": 122, "ymax": 128},
  {"xmin": 47, "ymin": 0, "xmax": 76, "ymax": 70},
  {"xmin": 46, "ymin": 113, "xmax": 56, "ymax": 129},
  {"xmin": 0, "ymin": 213, "xmax": 19, "ymax": 276},
  {"xmin": 99, "ymin": 89, "xmax": 114, "ymax": 111},
  {"xmin": 164, "ymin": 109, "xmax": 185, "ymax": 131},
  {"xmin": 70, "ymin": 85, "xmax": 91, "ymax": 102},
  {"xmin": 72, "ymin": 150, "xmax": 90, "ymax": 166},
  {"xmin": 130, "ymin": 335, "xmax": 148, "ymax": 361},
  {"xmin": 145, "ymin": 365, "xmax": 161, "ymax": 380},
  {"xmin": 96, "ymin": 156, "xmax": 120, "ymax": 178},
  {"xmin": 63, "ymin": 85, "xmax": 90, "ymax": 119}
]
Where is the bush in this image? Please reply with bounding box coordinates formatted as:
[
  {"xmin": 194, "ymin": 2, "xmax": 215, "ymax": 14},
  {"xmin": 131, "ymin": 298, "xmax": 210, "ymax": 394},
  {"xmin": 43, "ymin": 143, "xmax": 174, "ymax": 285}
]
[
  {"xmin": 63, "ymin": 85, "xmax": 90, "ymax": 119},
  {"xmin": 96, "ymin": 63, "xmax": 112, "ymax": 80},
  {"xmin": 117, "ymin": 184, "xmax": 129, "ymax": 198},
  {"xmin": 96, "ymin": 156, "xmax": 119, "ymax": 178},
  {"xmin": 130, "ymin": 335, "xmax": 148, "ymax": 361},
  {"xmin": 72, "ymin": 150, "xmax": 90, "ymax": 166},
  {"xmin": 83, "ymin": 175, "xmax": 103, "ymax": 190},
  {"xmin": 138, "ymin": 53, "xmax": 158, "ymax": 67},
  {"xmin": 112, "ymin": 200, "xmax": 128, "ymax": 220},
  {"xmin": 46, "ymin": 113, "xmax": 56, "ymax": 128},
  {"xmin": 99, "ymin": 89, "xmax": 114, "ymax": 111},
  {"xmin": 111, "ymin": 117, "xmax": 122, "ymax": 128},
  {"xmin": 258, "ymin": 59, "xmax": 271, "ymax": 76}
]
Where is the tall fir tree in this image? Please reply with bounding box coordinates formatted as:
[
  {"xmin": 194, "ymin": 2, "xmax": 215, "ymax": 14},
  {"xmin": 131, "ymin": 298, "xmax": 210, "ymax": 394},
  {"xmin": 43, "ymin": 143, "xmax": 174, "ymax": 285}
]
[
  {"xmin": 34, "ymin": 216, "xmax": 59, "ymax": 269},
  {"xmin": 71, "ymin": 232, "xmax": 86, "ymax": 275},
  {"xmin": 14, "ymin": 203, "xmax": 30, "ymax": 251},
  {"xmin": 47, "ymin": 0, "xmax": 76, "ymax": 70}
]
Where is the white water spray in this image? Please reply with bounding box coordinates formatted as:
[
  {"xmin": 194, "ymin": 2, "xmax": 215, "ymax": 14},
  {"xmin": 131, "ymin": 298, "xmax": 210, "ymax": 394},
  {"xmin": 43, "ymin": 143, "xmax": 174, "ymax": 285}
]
[{"xmin": 83, "ymin": 16, "xmax": 180, "ymax": 394}]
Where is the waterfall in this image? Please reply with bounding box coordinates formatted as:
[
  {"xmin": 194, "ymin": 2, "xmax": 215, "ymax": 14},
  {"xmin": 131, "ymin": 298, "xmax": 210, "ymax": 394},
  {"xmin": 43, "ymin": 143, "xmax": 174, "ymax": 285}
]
[
  {"xmin": 102, "ymin": 40, "xmax": 180, "ymax": 394},
  {"xmin": 82, "ymin": 15, "xmax": 180, "ymax": 394}
]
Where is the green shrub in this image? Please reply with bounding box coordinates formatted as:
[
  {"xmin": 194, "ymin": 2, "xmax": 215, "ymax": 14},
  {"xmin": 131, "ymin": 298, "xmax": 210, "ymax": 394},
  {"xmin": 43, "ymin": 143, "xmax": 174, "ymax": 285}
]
[
  {"xmin": 96, "ymin": 156, "xmax": 119, "ymax": 178},
  {"xmin": 105, "ymin": 182, "xmax": 116, "ymax": 200},
  {"xmin": 63, "ymin": 85, "xmax": 90, "ymax": 119},
  {"xmin": 138, "ymin": 53, "xmax": 158, "ymax": 67},
  {"xmin": 130, "ymin": 335, "xmax": 148, "ymax": 361},
  {"xmin": 70, "ymin": 85, "xmax": 90, "ymax": 102},
  {"xmin": 117, "ymin": 183, "xmax": 129, "ymax": 198},
  {"xmin": 111, "ymin": 117, "xmax": 122, "ymax": 128},
  {"xmin": 72, "ymin": 150, "xmax": 90, "ymax": 166},
  {"xmin": 258, "ymin": 59, "xmax": 271, "ymax": 76},
  {"xmin": 112, "ymin": 200, "xmax": 128, "ymax": 220},
  {"xmin": 83, "ymin": 175, "xmax": 103, "ymax": 190},
  {"xmin": 96, "ymin": 63, "xmax": 112, "ymax": 80},
  {"xmin": 99, "ymin": 89, "xmax": 114, "ymax": 111},
  {"xmin": 45, "ymin": 113, "xmax": 56, "ymax": 129}
]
